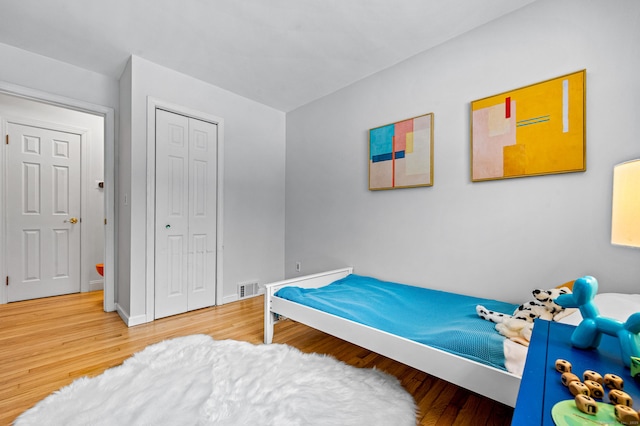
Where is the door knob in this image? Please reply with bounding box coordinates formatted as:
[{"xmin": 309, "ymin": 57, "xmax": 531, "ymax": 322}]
[{"xmin": 65, "ymin": 217, "xmax": 78, "ymax": 224}]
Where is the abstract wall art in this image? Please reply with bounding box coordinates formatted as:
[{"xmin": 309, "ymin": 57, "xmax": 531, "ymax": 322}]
[
  {"xmin": 471, "ymin": 70, "xmax": 586, "ymax": 182},
  {"xmin": 369, "ymin": 113, "xmax": 434, "ymax": 190}
]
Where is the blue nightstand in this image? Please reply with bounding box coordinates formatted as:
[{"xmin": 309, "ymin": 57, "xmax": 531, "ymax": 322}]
[{"xmin": 512, "ymin": 320, "xmax": 640, "ymax": 425}]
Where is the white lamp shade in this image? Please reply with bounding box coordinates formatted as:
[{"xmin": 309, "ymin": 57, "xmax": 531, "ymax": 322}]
[{"xmin": 612, "ymin": 159, "xmax": 640, "ymax": 247}]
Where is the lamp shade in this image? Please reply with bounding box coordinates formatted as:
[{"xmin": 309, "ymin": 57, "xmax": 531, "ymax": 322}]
[{"xmin": 612, "ymin": 159, "xmax": 640, "ymax": 247}]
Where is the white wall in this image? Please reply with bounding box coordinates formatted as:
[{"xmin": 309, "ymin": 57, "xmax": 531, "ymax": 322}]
[
  {"xmin": 285, "ymin": 0, "xmax": 640, "ymax": 302},
  {"xmin": 0, "ymin": 93, "xmax": 105, "ymax": 292},
  {"xmin": 0, "ymin": 42, "xmax": 286, "ymax": 324},
  {"xmin": 118, "ymin": 56, "xmax": 285, "ymax": 323},
  {"xmin": 0, "ymin": 42, "xmax": 119, "ymax": 109},
  {"xmin": 117, "ymin": 59, "xmax": 132, "ymax": 316}
]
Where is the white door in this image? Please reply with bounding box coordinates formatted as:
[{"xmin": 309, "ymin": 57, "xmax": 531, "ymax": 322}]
[
  {"xmin": 155, "ymin": 109, "xmax": 217, "ymax": 319},
  {"xmin": 6, "ymin": 122, "xmax": 81, "ymax": 302}
]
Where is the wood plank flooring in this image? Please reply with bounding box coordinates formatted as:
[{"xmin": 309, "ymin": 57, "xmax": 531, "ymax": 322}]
[{"xmin": 0, "ymin": 291, "xmax": 513, "ymax": 425}]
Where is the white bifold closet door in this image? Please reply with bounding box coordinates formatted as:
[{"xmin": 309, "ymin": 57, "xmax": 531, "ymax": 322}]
[{"xmin": 155, "ymin": 109, "xmax": 217, "ymax": 319}]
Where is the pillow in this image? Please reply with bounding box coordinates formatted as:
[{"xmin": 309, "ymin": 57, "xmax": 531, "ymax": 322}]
[{"xmin": 557, "ymin": 293, "xmax": 640, "ymax": 326}]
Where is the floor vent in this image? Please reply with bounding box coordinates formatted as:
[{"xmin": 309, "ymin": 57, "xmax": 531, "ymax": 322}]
[{"xmin": 238, "ymin": 281, "xmax": 259, "ymax": 299}]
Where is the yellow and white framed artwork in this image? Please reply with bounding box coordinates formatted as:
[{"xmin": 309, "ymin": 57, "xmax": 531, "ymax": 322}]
[{"xmin": 471, "ymin": 70, "xmax": 586, "ymax": 182}]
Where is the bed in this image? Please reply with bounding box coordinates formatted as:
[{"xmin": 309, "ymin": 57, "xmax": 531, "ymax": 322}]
[{"xmin": 264, "ymin": 267, "xmax": 524, "ymax": 407}]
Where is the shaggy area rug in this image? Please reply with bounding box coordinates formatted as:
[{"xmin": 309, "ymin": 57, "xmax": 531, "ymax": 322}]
[{"xmin": 15, "ymin": 335, "xmax": 416, "ymax": 425}]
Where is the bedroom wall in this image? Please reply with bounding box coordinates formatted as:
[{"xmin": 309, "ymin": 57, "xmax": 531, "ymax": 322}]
[
  {"xmin": 0, "ymin": 42, "xmax": 119, "ymax": 109},
  {"xmin": 117, "ymin": 59, "xmax": 133, "ymax": 317},
  {"xmin": 285, "ymin": 0, "xmax": 640, "ymax": 302},
  {"xmin": 0, "ymin": 43, "xmax": 286, "ymax": 323},
  {"xmin": 118, "ymin": 56, "xmax": 286, "ymax": 323}
]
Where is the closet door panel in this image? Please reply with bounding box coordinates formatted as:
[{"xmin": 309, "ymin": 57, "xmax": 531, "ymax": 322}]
[
  {"xmin": 155, "ymin": 110, "xmax": 189, "ymax": 319},
  {"xmin": 187, "ymin": 118, "xmax": 217, "ymax": 311}
]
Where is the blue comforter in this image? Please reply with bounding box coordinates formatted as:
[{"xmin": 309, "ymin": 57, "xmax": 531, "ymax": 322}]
[{"xmin": 275, "ymin": 274, "xmax": 518, "ymax": 370}]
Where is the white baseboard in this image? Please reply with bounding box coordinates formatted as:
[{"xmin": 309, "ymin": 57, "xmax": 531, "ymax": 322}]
[
  {"xmin": 89, "ymin": 279, "xmax": 104, "ymax": 292},
  {"xmin": 115, "ymin": 303, "xmax": 148, "ymax": 327},
  {"xmin": 222, "ymin": 294, "xmax": 238, "ymax": 304},
  {"xmin": 221, "ymin": 289, "xmax": 264, "ymax": 305}
]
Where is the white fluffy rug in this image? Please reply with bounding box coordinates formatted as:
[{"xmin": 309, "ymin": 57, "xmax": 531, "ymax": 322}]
[{"xmin": 16, "ymin": 335, "xmax": 416, "ymax": 425}]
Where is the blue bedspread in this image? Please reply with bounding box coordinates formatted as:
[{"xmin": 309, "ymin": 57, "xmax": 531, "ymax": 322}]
[{"xmin": 275, "ymin": 274, "xmax": 518, "ymax": 371}]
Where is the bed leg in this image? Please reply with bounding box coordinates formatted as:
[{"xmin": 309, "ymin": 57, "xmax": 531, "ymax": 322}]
[
  {"xmin": 265, "ymin": 313, "xmax": 275, "ymax": 344},
  {"xmin": 264, "ymin": 291, "xmax": 274, "ymax": 344}
]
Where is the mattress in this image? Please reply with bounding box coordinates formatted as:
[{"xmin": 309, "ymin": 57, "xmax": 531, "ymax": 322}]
[{"xmin": 275, "ymin": 274, "xmax": 519, "ymax": 371}]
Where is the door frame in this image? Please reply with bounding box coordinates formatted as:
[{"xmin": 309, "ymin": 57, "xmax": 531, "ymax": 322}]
[
  {"xmin": 0, "ymin": 81, "xmax": 116, "ymax": 311},
  {"xmin": 145, "ymin": 97, "xmax": 224, "ymax": 320}
]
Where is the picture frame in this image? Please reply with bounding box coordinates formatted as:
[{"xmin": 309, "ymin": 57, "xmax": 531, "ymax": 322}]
[
  {"xmin": 369, "ymin": 113, "xmax": 434, "ymax": 190},
  {"xmin": 470, "ymin": 70, "xmax": 586, "ymax": 182}
]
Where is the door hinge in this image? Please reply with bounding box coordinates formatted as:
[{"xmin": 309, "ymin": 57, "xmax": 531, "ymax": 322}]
[
  {"xmin": 5, "ymin": 276, "xmax": 8, "ymax": 286},
  {"xmin": 5, "ymin": 135, "xmax": 8, "ymax": 145}
]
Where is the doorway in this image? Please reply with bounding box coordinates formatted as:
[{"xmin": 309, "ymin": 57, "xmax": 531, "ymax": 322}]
[{"xmin": 0, "ymin": 85, "xmax": 115, "ymax": 311}]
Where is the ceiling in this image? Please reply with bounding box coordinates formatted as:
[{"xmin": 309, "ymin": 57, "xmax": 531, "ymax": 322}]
[{"xmin": 0, "ymin": 0, "xmax": 537, "ymax": 112}]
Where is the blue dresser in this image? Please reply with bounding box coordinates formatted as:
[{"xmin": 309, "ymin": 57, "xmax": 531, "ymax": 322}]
[{"xmin": 512, "ymin": 320, "xmax": 640, "ymax": 425}]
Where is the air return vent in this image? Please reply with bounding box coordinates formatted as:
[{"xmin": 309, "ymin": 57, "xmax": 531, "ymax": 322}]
[{"xmin": 238, "ymin": 281, "xmax": 259, "ymax": 299}]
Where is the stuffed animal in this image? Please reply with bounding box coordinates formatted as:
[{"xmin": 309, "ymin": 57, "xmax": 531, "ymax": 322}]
[
  {"xmin": 476, "ymin": 286, "xmax": 574, "ymax": 345},
  {"xmin": 476, "ymin": 287, "xmax": 573, "ymax": 324},
  {"xmin": 494, "ymin": 318, "xmax": 534, "ymax": 346}
]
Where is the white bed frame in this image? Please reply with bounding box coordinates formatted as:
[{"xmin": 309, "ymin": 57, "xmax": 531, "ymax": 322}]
[{"xmin": 264, "ymin": 267, "xmax": 521, "ymax": 407}]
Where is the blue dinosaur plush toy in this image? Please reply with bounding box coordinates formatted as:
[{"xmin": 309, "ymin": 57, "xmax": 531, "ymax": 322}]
[{"xmin": 555, "ymin": 275, "xmax": 640, "ymax": 367}]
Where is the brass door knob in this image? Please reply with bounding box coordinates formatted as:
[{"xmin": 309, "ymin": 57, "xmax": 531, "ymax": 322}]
[{"xmin": 65, "ymin": 217, "xmax": 78, "ymax": 224}]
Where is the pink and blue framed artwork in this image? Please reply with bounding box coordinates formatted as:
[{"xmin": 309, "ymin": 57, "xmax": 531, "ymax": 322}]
[{"xmin": 369, "ymin": 113, "xmax": 434, "ymax": 190}]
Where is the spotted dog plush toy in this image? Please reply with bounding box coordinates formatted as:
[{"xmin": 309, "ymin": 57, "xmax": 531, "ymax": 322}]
[{"xmin": 476, "ymin": 287, "xmax": 575, "ymax": 346}]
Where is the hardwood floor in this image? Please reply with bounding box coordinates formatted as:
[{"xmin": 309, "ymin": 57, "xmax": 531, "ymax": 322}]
[{"xmin": 0, "ymin": 291, "xmax": 513, "ymax": 425}]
